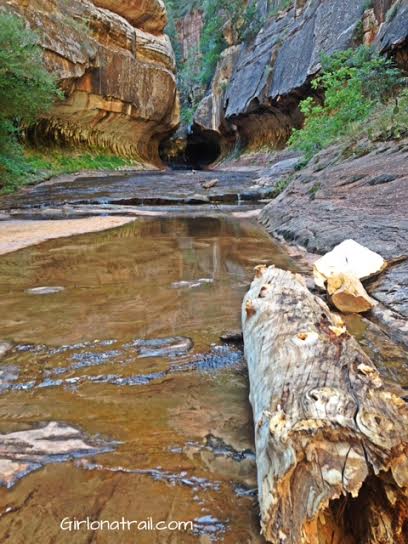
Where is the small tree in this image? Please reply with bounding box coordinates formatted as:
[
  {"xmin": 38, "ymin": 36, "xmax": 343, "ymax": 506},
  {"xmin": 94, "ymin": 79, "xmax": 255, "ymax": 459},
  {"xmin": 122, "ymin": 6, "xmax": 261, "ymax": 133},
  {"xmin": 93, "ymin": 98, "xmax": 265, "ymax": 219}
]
[
  {"xmin": 0, "ymin": 12, "xmax": 62, "ymax": 151},
  {"xmin": 289, "ymin": 46, "xmax": 403, "ymax": 160}
]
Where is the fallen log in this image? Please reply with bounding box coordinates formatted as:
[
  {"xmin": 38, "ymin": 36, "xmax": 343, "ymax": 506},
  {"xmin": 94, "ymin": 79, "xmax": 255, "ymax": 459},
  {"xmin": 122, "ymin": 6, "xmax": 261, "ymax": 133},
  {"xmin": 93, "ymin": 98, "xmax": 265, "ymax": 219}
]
[
  {"xmin": 242, "ymin": 266, "xmax": 408, "ymax": 544},
  {"xmin": 327, "ymin": 273, "xmax": 377, "ymax": 314}
]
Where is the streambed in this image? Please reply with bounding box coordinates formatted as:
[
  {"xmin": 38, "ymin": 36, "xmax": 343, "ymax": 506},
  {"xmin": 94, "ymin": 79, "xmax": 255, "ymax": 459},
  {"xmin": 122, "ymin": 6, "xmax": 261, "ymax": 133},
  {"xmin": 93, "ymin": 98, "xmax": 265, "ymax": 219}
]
[
  {"xmin": 0, "ymin": 169, "xmax": 406, "ymax": 544},
  {"xmin": 0, "ymin": 212, "xmax": 297, "ymax": 543}
]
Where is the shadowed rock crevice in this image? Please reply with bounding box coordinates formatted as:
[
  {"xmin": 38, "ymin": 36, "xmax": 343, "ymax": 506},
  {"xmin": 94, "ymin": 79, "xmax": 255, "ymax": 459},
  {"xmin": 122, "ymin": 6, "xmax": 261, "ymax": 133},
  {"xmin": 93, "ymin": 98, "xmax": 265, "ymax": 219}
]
[{"xmin": 159, "ymin": 126, "xmax": 222, "ymax": 169}]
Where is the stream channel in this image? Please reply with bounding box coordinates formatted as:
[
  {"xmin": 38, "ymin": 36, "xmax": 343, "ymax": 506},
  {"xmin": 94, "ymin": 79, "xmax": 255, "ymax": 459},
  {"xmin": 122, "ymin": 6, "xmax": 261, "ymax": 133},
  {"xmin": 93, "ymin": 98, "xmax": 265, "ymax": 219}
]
[{"xmin": 0, "ymin": 169, "xmax": 406, "ymax": 543}]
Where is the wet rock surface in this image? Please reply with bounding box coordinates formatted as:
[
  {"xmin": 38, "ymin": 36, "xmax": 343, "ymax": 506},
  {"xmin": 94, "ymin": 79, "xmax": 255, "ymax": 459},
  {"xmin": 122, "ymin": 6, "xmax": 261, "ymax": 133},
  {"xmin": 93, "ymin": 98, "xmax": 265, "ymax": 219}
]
[
  {"xmin": 368, "ymin": 260, "xmax": 408, "ymax": 319},
  {"xmin": 259, "ymin": 139, "xmax": 408, "ymax": 343},
  {"xmin": 0, "ymin": 422, "xmax": 115, "ymax": 488},
  {"xmin": 343, "ymin": 313, "xmax": 408, "ymax": 388},
  {"xmin": 0, "ymin": 169, "xmax": 269, "ymax": 213},
  {"xmin": 0, "ymin": 340, "xmax": 243, "ymax": 394},
  {"xmin": 0, "ymin": 215, "xmax": 290, "ymax": 542}
]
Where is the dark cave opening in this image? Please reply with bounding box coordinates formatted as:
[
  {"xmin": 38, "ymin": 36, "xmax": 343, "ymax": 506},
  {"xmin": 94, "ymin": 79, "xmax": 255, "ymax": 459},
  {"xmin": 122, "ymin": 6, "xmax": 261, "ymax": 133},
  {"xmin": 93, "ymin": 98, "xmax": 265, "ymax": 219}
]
[
  {"xmin": 184, "ymin": 137, "xmax": 221, "ymax": 169},
  {"xmin": 159, "ymin": 127, "xmax": 222, "ymax": 170}
]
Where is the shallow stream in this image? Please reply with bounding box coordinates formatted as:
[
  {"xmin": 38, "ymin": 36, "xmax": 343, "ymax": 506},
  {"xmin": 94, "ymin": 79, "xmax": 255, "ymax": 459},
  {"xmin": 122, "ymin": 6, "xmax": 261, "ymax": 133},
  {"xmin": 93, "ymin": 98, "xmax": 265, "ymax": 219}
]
[
  {"xmin": 0, "ymin": 170, "xmax": 406, "ymax": 544},
  {"xmin": 0, "ymin": 213, "xmax": 297, "ymax": 543}
]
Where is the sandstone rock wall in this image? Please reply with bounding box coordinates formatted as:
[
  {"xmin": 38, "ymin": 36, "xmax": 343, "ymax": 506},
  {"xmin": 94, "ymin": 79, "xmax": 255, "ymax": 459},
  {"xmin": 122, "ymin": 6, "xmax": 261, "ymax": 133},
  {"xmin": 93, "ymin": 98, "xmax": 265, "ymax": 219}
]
[
  {"xmin": 194, "ymin": 0, "xmax": 408, "ymax": 153},
  {"xmin": 176, "ymin": 9, "xmax": 204, "ymax": 60},
  {"xmin": 194, "ymin": 45, "xmax": 241, "ymax": 149},
  {"xmin": 92, "ymin": 0, "xmax": 167, "ymax": 33},
  {"xmin": 1, "ymin": 0, "xmax": 179, "ymax": 164}
]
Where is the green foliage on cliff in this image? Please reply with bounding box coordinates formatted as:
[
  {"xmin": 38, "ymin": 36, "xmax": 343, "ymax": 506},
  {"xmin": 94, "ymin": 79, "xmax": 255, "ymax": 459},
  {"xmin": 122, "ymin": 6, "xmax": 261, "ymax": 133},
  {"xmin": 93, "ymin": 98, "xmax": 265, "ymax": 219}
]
[
  {"xmin": 289, "ymin": 46, "xmax": 404, "ymax": 160},
  {"xmin": 0, "ymin": 13, "xmax": 135, "ymax": 192},
  {"xmin": 269, "ymin": 0, "xmax": 293, "ymax": 16},
  {"xmin": 0, "ymin": 12, "xmax": 64, "ymax": 189},
  {"xmin": 366, "ymin": 89, "xmax": 408, "ymax": 141},
  {"xmin": 177, "ymin": 47, "xmax": 203, "ymax": 125},
  {"xmin": 0, "ymin": 13, "xmax": 62, "ymax": 148}
]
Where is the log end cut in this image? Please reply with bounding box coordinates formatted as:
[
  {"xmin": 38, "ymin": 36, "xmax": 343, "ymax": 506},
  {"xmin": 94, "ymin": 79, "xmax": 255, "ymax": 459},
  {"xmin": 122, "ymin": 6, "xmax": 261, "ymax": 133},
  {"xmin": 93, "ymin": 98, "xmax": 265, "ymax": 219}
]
[{"xmin": 242, "ymin": 266, "xmax": 408, "ymax": 544}]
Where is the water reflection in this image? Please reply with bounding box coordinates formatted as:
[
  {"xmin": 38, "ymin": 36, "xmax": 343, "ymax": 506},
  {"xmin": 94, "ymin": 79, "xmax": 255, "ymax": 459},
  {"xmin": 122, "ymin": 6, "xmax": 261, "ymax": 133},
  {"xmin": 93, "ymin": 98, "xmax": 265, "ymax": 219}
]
[
  {"xmin": 0, "ymin": 216, "xmax": 296, "ymax": 543},
  {"xmin": 0, "ymin": 217, "xmax": 296, "ymax": 346}
]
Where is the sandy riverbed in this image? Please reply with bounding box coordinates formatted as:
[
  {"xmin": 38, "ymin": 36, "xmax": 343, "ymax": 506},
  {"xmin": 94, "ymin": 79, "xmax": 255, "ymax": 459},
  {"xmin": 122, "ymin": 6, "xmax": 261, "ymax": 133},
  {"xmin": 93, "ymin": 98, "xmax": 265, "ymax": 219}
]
[{"xmin": 0, "ymin": 216, "xmax": 135, "ymax": 255}]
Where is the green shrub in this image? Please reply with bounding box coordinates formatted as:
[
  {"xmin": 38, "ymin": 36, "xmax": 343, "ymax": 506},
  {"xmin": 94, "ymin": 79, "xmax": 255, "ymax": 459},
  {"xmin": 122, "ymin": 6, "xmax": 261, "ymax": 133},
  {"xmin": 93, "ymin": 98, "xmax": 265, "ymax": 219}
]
[
  {"xmin": 289, "ymin": 46, "xmax": 404, "ymax": 160},
  {"xmin": 0, "ymin": 148, "xmax": 137, "ymax": 193},
  {"xmin": 269, "ymin": 0, "xmax": 293, "ymax": 17},
  {"xmin": 0, "ymin": 12, "xmax": 63, "ymax": 189},
  {"xmin": 0, "ymin": 13, "xmax": 62, "ymax": 147},
  {"xmin": 365, "ymin": 88, "xmax": 408, "ymax": 142},
  {"xmin": 273, "ymin": 175, "xmax": 291, "ymax": 196}
]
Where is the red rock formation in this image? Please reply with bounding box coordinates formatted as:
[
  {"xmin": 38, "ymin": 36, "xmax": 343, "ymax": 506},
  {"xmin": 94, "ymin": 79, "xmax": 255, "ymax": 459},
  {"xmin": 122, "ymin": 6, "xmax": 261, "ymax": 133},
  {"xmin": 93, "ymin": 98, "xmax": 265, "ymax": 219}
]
[
  {"xmin": 176, "ymin": 9, "xmax": 204, "ymax": 60},
  {"xmin": 93, "ymin": 0, "xmax": 167, "ymax": 34},
  {"xmin": 373, "ymin": 0, "xmax": 394, "ymax": 22},
  {"xmin": 2, "ymin": 0, "xmax": 179, "ymax": 165}
]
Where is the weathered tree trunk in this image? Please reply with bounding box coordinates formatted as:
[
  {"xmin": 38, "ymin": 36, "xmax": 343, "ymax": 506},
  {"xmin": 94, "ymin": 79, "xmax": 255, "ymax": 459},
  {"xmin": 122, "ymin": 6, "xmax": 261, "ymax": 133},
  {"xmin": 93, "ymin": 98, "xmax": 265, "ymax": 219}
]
[{"xmin": 242, "ymin": 266, "xmax": 408, "ymax": 544}]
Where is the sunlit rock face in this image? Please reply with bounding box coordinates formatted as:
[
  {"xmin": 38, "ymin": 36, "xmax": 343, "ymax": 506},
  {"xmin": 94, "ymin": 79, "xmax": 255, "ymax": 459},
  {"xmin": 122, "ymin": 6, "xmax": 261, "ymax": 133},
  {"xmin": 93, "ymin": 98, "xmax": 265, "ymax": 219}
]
[
  {"xmin": 92, "ymin": 0, "xmax": 167, "ymax": 33},
  {"xmin": 3, "ymin": 0, "xmax": 179, "ymax": 164}
]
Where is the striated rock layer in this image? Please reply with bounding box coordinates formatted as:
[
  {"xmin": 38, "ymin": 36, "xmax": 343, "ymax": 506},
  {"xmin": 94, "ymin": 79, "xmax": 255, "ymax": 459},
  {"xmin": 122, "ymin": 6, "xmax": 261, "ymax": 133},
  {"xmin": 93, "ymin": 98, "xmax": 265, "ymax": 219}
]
[
  {"xmin": 92, "ymin": 0, "xmax": 167, "ymax": 33},
  {"xmin": 1, "ymin": 0, "xmax": 179, "ymax": 164},
  {"xmin": 193, "ymin": 0, "xmax": 408, "ymax": 154}
]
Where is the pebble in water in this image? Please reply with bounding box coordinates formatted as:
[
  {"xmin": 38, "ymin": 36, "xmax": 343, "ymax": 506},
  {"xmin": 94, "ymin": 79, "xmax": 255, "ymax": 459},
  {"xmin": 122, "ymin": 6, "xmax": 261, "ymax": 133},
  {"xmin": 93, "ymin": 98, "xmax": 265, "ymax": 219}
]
[
  {"xmin": 193, "ymin": 515, "xmax": 227, "ymax": 539},
  {"xmin": 126, "ymin": 336, "xmax": 194, "ymax": 358},
  {"xmin": 26, "ymin": 286, "xmax": 65, "ymax": 295},
  {"xmin": 171, "ymin": 278, "xmax": 214, "ymax": 289},
  {"xmin": 219, "ymin": 330, "xmax": 243, "ymax": 345},
  {"xmin": 0, "ymin": 341, "xmax": 12, "ymax": 360},
  {"xmin": 0, "ymin": 365, "xmax": 19, "ymax": 393}
]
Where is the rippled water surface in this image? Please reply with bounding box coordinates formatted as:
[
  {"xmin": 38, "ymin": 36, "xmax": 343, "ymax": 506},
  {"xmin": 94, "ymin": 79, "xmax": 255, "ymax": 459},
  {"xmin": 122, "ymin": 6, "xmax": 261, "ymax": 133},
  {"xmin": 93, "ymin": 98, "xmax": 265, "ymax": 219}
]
[{"xmin": 0, "ymin": 216, "xmax": 298, "ymax": 543}]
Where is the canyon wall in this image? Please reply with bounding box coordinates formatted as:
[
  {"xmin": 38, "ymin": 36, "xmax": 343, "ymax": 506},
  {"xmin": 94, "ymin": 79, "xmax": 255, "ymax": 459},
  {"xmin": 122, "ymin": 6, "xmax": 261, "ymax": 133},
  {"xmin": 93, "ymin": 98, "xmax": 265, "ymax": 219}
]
[
  {"xmin": 193, "ymin": 0, "xmax": 408, "ymax": 154},
  {"xmin": 176, "ymin": 9, "xmax": 204, "ymax": 60},
  {"xmin": 1, "ymin": 0, "xmax": 179, "ymax": 165}
]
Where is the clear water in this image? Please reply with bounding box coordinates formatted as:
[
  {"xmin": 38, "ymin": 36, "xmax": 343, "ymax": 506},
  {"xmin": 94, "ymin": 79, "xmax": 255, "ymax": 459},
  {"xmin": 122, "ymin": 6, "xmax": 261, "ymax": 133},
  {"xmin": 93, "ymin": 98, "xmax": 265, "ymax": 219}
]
[{"xmin": 0, "ymin": 216, "xmax": 298, "ymax": 543}]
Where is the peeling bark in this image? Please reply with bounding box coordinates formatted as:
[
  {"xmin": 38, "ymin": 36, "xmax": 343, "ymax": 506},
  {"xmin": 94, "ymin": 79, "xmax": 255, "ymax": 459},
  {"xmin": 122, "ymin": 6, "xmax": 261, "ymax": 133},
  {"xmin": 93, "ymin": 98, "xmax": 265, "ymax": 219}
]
[{"xmin": 242, "ymin": 266, "xmax": 408, "ymax": 544}]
